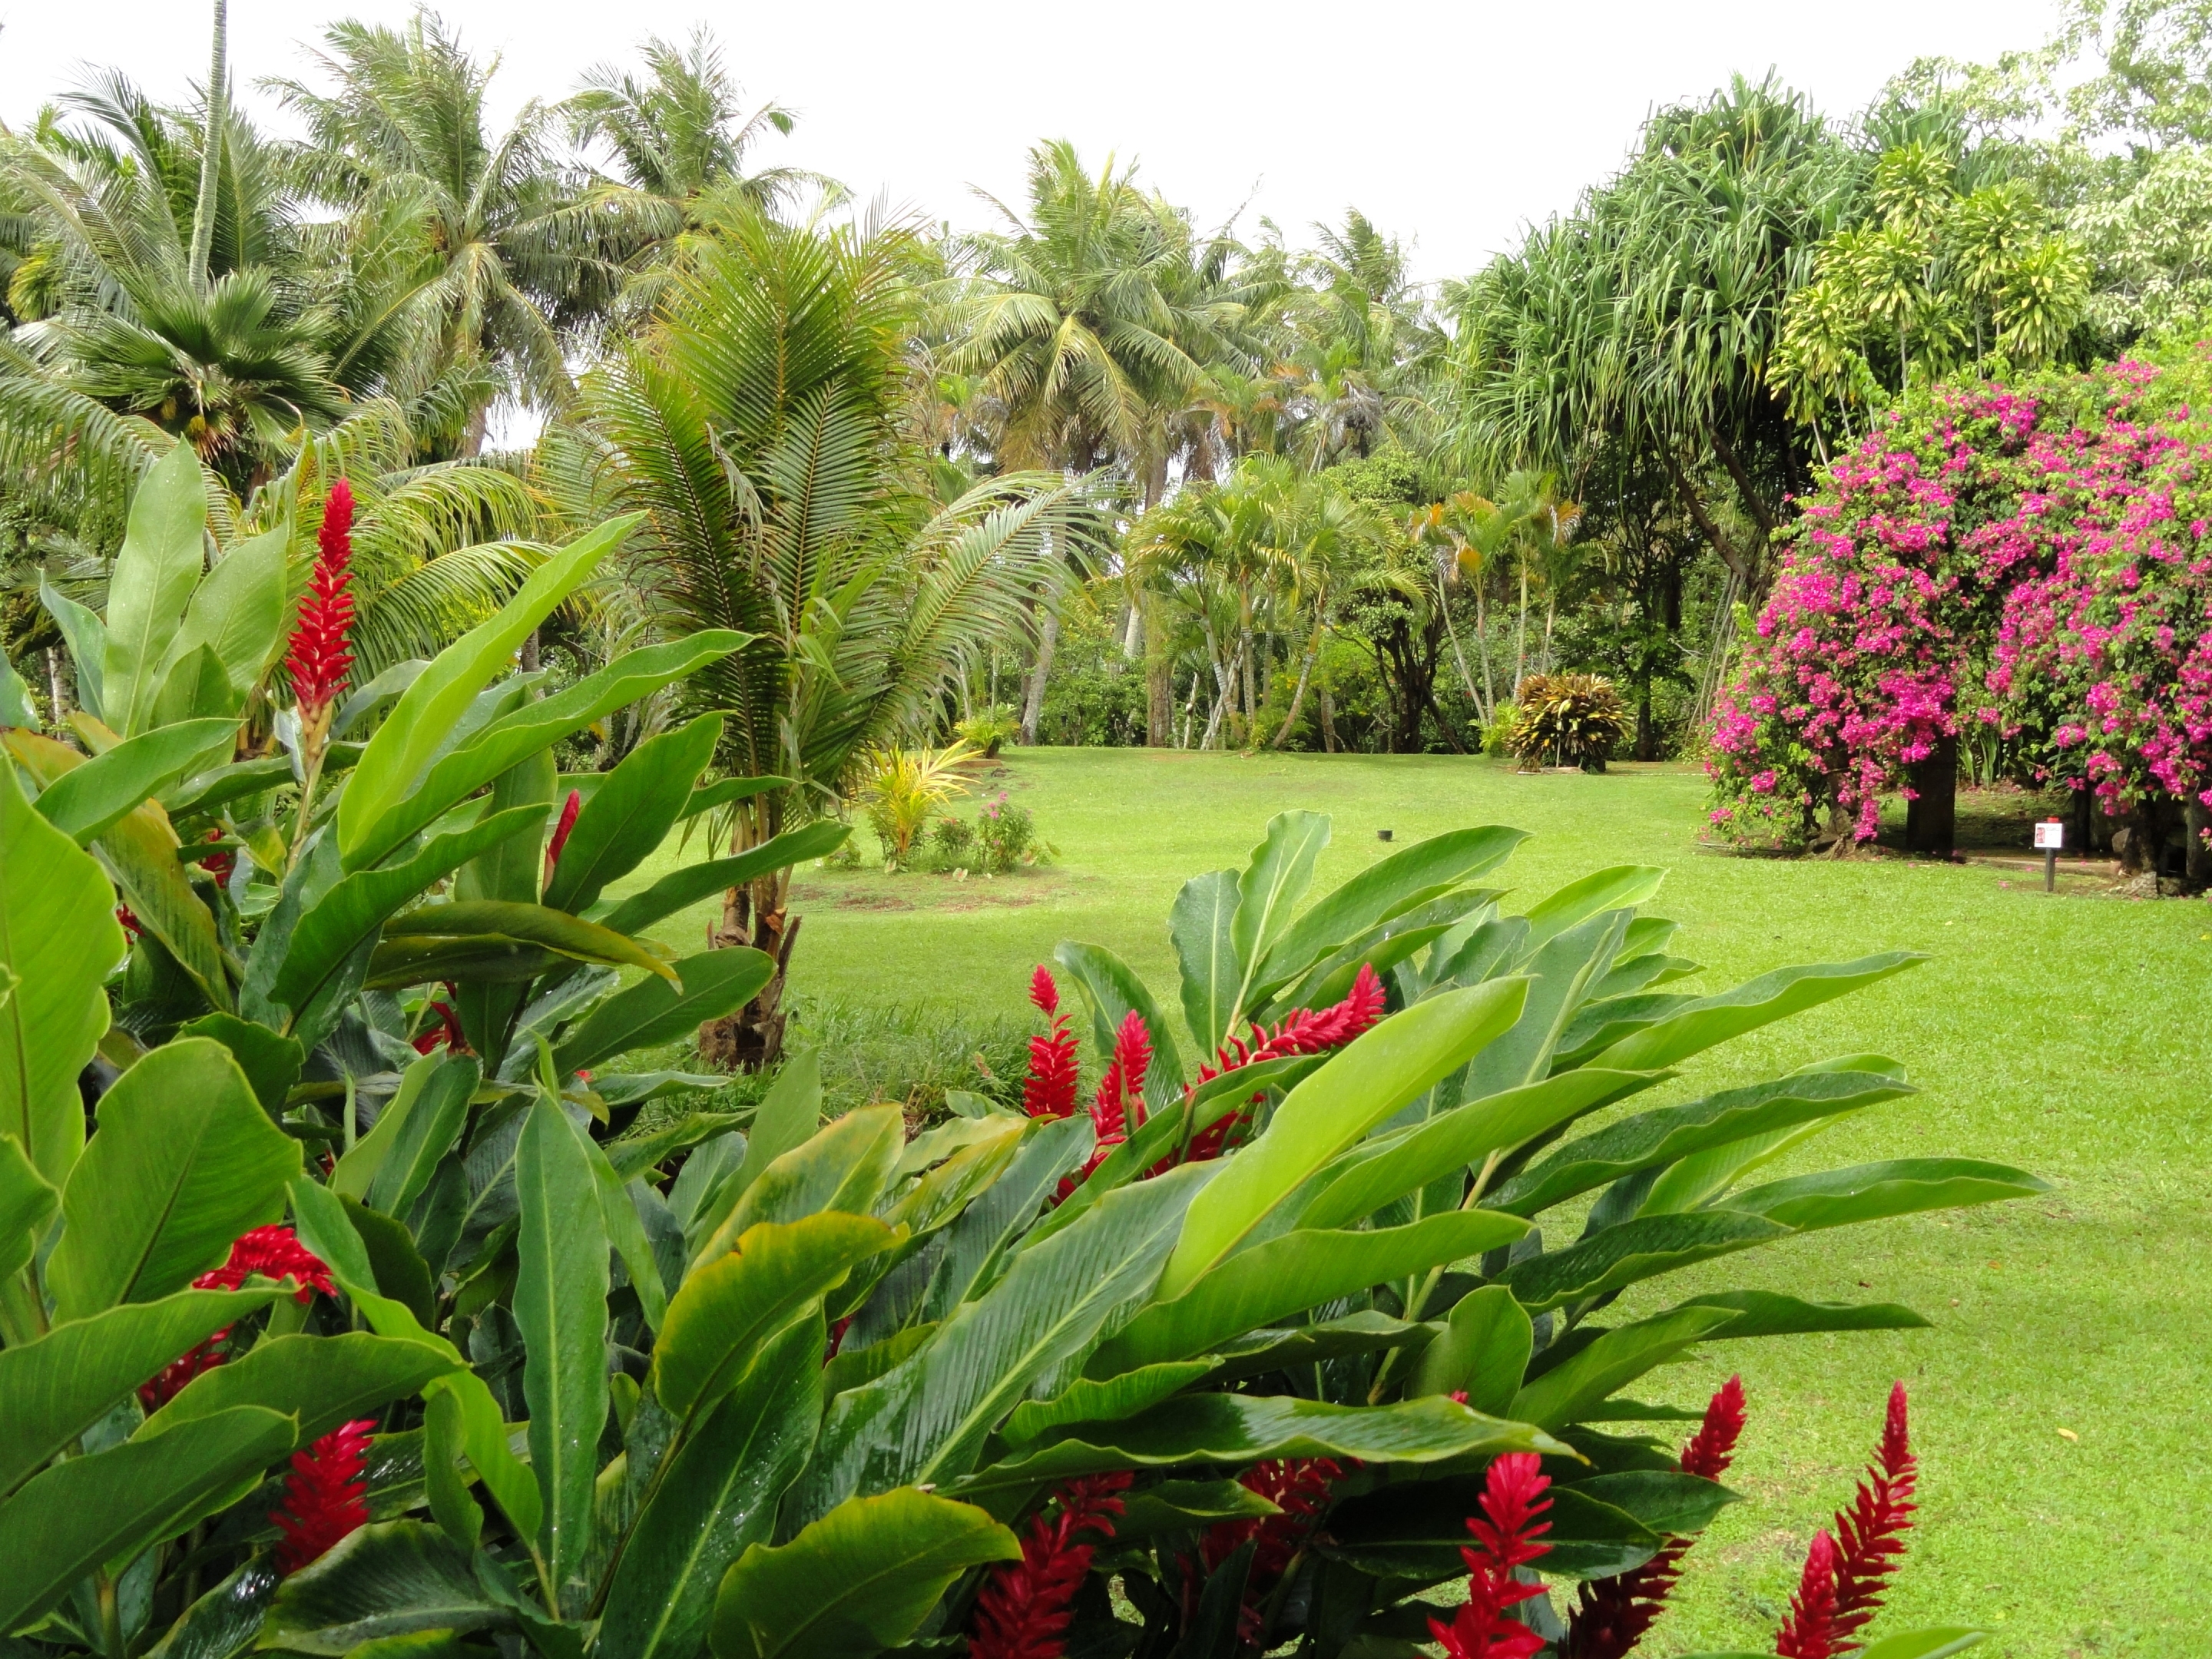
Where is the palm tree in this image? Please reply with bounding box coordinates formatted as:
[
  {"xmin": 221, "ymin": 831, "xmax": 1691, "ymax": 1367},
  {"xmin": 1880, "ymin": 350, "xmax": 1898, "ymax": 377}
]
[{"xmin": 576, "ymin": 202, "xmax": 1104, "ymax": 1065}]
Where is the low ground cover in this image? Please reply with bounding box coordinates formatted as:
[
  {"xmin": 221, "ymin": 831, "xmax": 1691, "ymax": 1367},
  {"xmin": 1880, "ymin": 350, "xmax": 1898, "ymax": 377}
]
[{"xmin": 621, "ymin": 748, "xmax": 2211, "ymax": 1656}]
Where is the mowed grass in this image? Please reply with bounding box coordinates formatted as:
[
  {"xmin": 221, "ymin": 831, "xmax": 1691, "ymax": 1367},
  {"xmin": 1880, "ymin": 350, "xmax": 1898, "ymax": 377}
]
[{"xmin": 618, "ymin": 748, "xmax": 2210, "ymax": 1656}]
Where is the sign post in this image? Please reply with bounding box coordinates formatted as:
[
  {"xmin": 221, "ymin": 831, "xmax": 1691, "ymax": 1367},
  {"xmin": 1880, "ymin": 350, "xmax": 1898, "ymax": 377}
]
[{"xmin": 2034, "ymin": 818, "xmax": 2065, "ymax": 892}]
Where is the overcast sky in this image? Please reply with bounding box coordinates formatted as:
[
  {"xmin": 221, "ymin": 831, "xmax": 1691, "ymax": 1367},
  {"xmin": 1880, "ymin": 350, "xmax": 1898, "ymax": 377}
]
[{"xmin": 0, "ymin": 0, "xmax": 2062, "ymax": 281}]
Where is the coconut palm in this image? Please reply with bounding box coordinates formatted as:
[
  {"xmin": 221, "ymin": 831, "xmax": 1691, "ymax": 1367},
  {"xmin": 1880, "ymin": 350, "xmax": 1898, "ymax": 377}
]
[{"xmin": 576, "ymin": 200, "xmax": 1104, "ymax": 1065}]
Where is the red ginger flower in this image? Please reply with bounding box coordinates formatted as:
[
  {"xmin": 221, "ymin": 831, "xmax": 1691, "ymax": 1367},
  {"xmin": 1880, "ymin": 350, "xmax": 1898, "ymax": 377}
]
[
  {"xmin": 286, "ymin": 478, "xmax": 357, "ymax": 728},
  {"xmin": 544, "ymin": 788, "xmax": 582, "ymax": 889},
  {"xmin": 1830, "ymin": 1382, "xmax": 1917, "ymax": 1644},
  {"xmin": 140, "ymin": 1227, "xmax": 334, "ymax": 1409},
  {"xmin": 969, "ymin": 1471, "xmax": 1131, "ymax": 1659},
  {"xmin": 1023, "ymin": 966, "xmax": 1079, "ymax": 1121},
  {"xmin": 1177, "ymin": 963, "xmax": 1387, "ymax": 1163},
  {"xmin": 1055, "ymin": 1008, "xmax": 1151, "ymax": 1203},
  {"xmin": 1564, "ymin": 1375, "xmax": 1747, "ymax": 1659},
  {"xmin": 1430, "ymin": 1452, "xmax": 1553, "ymax": 1659},
  {"xmin": 272, "ymin": 1418, "xmax": 374, "ymax": 1573},
  {"xmin": 1196, "ymin": 1455, "xmax": 1343, "ymax": 1644},
  {"xmin": 412, "ymin": 995, "xmax": 466, "ymax": 1055},
  {"xmin": 1775, "ymin": 1529, "xmax": 1841, "ymax": 1659}
]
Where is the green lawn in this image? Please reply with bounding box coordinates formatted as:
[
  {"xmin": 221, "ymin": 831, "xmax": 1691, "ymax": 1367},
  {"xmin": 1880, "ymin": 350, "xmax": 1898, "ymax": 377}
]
[{"xmin": 625, "ymin": 748, "xmax": 2210, "ymax": 1657}]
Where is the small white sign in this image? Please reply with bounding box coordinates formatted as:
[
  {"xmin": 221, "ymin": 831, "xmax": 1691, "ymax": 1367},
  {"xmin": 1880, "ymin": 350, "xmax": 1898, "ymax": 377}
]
[{"xmin": 2034, "ymin": 820, "xmax": 2065, "ymax": 850}]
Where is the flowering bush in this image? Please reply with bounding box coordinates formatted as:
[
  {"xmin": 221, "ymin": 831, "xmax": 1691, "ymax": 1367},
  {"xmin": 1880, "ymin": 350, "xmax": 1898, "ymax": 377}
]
[
  {"xmin": 978, "ymin": 789, "xmax": 1047, "ymax": 869},
  {"xmin": 1707, "ymin": 352, "xmax": 2212, "ymax": 862}
]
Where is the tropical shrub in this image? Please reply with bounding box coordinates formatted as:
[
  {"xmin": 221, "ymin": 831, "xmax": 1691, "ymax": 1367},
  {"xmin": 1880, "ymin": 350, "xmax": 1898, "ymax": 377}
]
[
  {"xmin": 957, "ymin": 705, "xmax": 1022, "ymax": 758},
  {"xmin": 928, "ymin": 812, "xmax": 979, "ymax": 869},
  {"xmin": 857, "ymin": 743, "xmax": 975, "ymax": 870},
  {"xmin": 1482, "ymin": 700, "xmax": 1521, "ymax": 758},
  {"xmin": 1508, "ymin": 674, "xmax": 1631, "ymax": 770},
  {"xmin": 976, "ymin": 790, "xmax": 1045, "ymax": 870}
]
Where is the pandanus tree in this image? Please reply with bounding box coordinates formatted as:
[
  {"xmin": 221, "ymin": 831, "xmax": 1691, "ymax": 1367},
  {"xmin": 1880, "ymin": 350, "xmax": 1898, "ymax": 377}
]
[{"xmin": 576, "ymin": 202, "xmax": 1105, "ymax": 1066}]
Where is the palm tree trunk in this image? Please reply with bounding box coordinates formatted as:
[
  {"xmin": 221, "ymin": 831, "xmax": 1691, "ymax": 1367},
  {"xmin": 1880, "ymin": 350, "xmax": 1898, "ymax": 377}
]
[
  {"xmin": 187, "ymin": 0, "xmax": 227, "ymax": 291},
  {"xmin": 1020, "ymin": 599, "xmax": 1061, "ymax": 745},
  {"xmin": 1273, "ymin": 617, "xmax": 1324, "ymax": 748},
  {"xmin": 1514, "ymin": 558, "xmax": 1529, "ymax": 695},
  {"xmin": 1319, "ymin": 684, "xmax": 1339, "ymax": 752},
  {"xmin": 1439, "ymin": 592, "xmax": 1485, "ymax": 725},
  {"xmin": 697, "ymin": 802, "xmax": 800, "ymax": 1071}
]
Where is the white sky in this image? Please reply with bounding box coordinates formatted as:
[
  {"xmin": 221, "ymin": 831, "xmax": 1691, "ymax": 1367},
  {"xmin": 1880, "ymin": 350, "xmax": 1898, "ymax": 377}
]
[{"xmin": 1, "ymin": 0, "xmax": 2061, "ymax": 283}]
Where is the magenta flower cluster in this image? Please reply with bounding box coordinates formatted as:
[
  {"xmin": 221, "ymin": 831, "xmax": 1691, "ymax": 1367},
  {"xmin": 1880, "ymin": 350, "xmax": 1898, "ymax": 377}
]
[{"xmin": 1707, "ymin": 355, "xmax": 2212, "ymax": 846}]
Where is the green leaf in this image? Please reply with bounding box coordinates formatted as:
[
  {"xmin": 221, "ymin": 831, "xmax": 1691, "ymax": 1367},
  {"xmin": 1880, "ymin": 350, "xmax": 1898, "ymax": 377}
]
[
  {"xmin": 545, "ymin": 714, "xmax": 722, "ymax": 915},
  {"xmin": 175, "ymin": 1015, "xmax": 303, "ymax": 1118},
  {"xmin": 1098, "ymin": 1210, "xmax": 1527, "ymax": 1373},
  {"xmin": 961, "ymin": 1392, "xmax": 1569, "ymax": 1493},
  {"xmin": 47, "ymin": 1038, "xmax": 302, "ymax": 1320},
  {"xmin": 34, "ymin": 719, "xmax": 238, "ymax": 845},
  {"xmin": 1410, "ymin": 1285, "xmax": 1532, "ymax": 1412},
  {"xmin": 795, "ymin": 1161, "xmax": 1215, "ymax": 1517},
  {"xmin": 1300, "ymin": 1068, "xmax": 1665, "ymax": 1233},
  {"xmin": 345, "ymin": 629, "xmax": 737, "ymax": 873},
  {"xmin": 1459, "ymin": 910, "xmax": 1630, "ymax": 1098},
  {"xmin": 1508, "ymin": 1306, "xmax": 1740, "ymax": 1428},
  {"xmin": 164, "ymin": 526, "xmax": 287, "ymax": 700},
  {"xmin": 551, "ymin": 948, "xmax": 774, "ymax": 1081},
  {"xmin": 686, "ymin": 1052, "xmax": 822, "ymax": 1253},
  {"xmin": 1669, "ymin": 1290, "xmax": 1932, "ymax": 1339},
  {"xmin": 1726, "ymin": 1159, "xmax": 2049, "ymax": 1230},
  {"xmin": 1171, "ymin": 868, "xmax": 1243, "ymax": 1058},
  {"xmin": 101, "ymin": 444, "xmax": 207, "ymax": 738},
  {"xmin": 589, "ymin": 823, "xmax": 851, "ymax": 938},
  {"xmin": 1854, "ymin": 1632, "xmax": 1988, "ymax": 1659},
  {"xmin": 0, "ymin": 1286, "xmax": 276, "ymax": 1494},
  {"xmin": 678, "ymin": 776, "xmax": 793, "ymax": 821},
  {"xmin": 142, "ymin": 1561, "xmax": 280, "ymax": 1659},
  {"xmin": 153, "ymin": 641, "xmax": 237, "ymax": 726},
  {"xmin": 98, "ymin": 790, "xmax": 233, "ymax": 1009},
  {"xmin": 1204, "ymin": 1311, "xmax": 1435, "ymax": 1383},
  {"xmin": 1495, "ymin": 1210, "xmax": 1790, "ymax": 1313},
  {"xmin": 1229, "ymin": 810, "xmax": 1331, "ymax": 1015},
  {"xmin": 161, "ymin": 755, "xmax": 295, "ymax": 823},
  {"xmin": 0, "ymin": 656, "xmax": 36, "ymax": 728},
  {"xmin": 917, "ymin": 1114, "xmax": 1094, "ymax": 1320},
  {"xmin": 1588, "ymin": 954, "xmax": 1926, "ymax": 1071},
  {"xmin": 260, "ymin": 1521, "xmax": 508, "ymax": 1653},
  {"xmin": 707, "ymin": 1488, "xmax": 1019, "ymax": 1659},
  {"xmin": 339, "ymin": 515, "xmax": 641, "ymax": 866},
  {"xmin": 1051, "ymin": 940, "xmax": 1186, "ymax": 1116},
  {"xmin": 606, "ymin": 1112, "xmax": 750, "ymax": 1184},
  {"xmin": 598, "ymin": 1315, "xmax": 823, "ymax": 1659},
  {"xmin": 1326, "ymin": 1478, "xmax": 1659, "ymax": 1579},
  {"xmin": 1003, "ymin": 1361, "xmax": 1215, "ymax": 1447},
  {"xmin": 0, "ymin": 1404, "xmax": 294, "ymax": 1634},
  {"xmin": 142, "ymin": 1332, "xmax": 456, "ymax": 1450},
  {"xmin": 1521, "ymin": 865, "xmax": 1666, "ymax": 949},
  {"xmin": 40, "ymin": 576, "xmax": 107, "ymax": 720},
  {"xmin": 1488, "ymin": 1070, "xmax": 1917, "ymax": 1217},
  {"xmin": 653, "ymin": 1214, "xmax": 897, "ymax": 1427},
  {"xmin": 694, "ymin": 1104, "xmax": 904, "ymax": 1263},
  {"xmin": 515, "ymin": 1098, "xmax": 611, "ymax": 1606},
  {"xmin": 0, "ymin": 756, "xmax": 125, "ymax": 1184},
  {"xmin": 1564, "ymin": 1469, "xmax": 1740, "ymax": 1536},
  {"xmin": 0, "ymin": 1131, "xmax": 57, "ymax": 1285},
  {"xmin": 1113, "ymin": 1479, "xmax": 1282, "ymax": 1537},
  {"xmin": 368, "ymin": 1055, "xmax": 481, "ymax": 1223},
  {"xmin": 1256, "ymin": 826, "xmax": 1528, "ymax": 992},
  {"xmin": 1161, "ymin": 979, "xmax": 1529, "ymax": 1300},
  {"xmin": 343, "ymin": 1197, "xmax": 439, "ymax": 1330},
  {"xmin": 383, "ymin": 899, "xmax": 677, "ymax": 983}
]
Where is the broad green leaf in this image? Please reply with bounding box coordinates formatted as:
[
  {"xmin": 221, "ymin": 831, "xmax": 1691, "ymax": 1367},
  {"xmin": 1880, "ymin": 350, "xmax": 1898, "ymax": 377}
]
[
  {"xmin": 1641, "ymin": 1055, "xmax": 1909, "ymax": 1215},
  {"xmin": 1488, "ymin": 1070, "xmax": 1917, "ymax": 1217},
  {"xmin": 0, "ymin": 1131, "xmax": 57, "ymax": 1284},
  {"xmin": 260, "ymin": 1521, "xmax": 506, "ymax": 1652},
  {"xmin": 1299, "ymin": 1068, "xmax": 1664, "ymax": 1233},
  {"xmin": 1327, "ymin": 1478, "xmax": 1658, "ymax": 1579},
  {"xmin": 0, "ymin": 757, "xmax": 124, "ymax": 1184},
  {"xmin": 368, "ymin": 1055, "xmax": 481, "ymax": 1221},
  {"xmin": 1113, "ymin": 1479, "xmax": 1281, "ymax": 1537},
  {"xmin": 683, "ymin": 1049, "xmax": 820, "ymax": 1253},
  {"xmin": 1229, "ymin": 810, "xmax": 1330, "ymax": 1017},
  {"xmin": 0, "ymin": 1404, "xmax": 294, "ymax": 1634},
  {"xmin": 346, "ymin": 629, "xmax": 737, "ymax": 873},
  {"xmin": 0, "ymin": 1286, "xmax": 276, "ymax": 1494},
  {"xmin": 1495, "ymin": 1209, "xmax": 1790, "ymax": 1313},
  {"xmin": 1670, "ymin": 1290, "xmax": 1932, "ymax": 1339},
  {"xmin": 382, "ymin": 899, "xmax": 677, "ymax": 985},
  {"xmin": 100, "ymin": 791, "xmax": 232, "ymax": 1009},
  {"xmin": 142, "ymin": 1332, "xmax": 456, "ymax": 1451},
  {"xmin": 654, "ymin": 1214, "xmax": 896, "ymax": 1426},
  {"xmin": 1520, "ymin": 865, "xmax": 1665, "ymax": 949},
  {"xmin": 342, "ymin": 1198, "xmax": 439, "ymax": 1330},
  {"xmin": 339, "ymin": 515, "xmax": 641, "ymax": 864},
  {"xmin": 34, "ymin": 718, "xmax": 238, "ymax": 845},
  {"xmin": 1171, "ymin": 868, "xmax": 1242, "ymax": 1057},
  {"xmin": 918, "ymin": 1114, "xmax": 1094, "ymax": 1320},
  {"xmin": 364, "ymin": 936, "xmax": 565, "ymax": 990},
  {"xmin": 454, "ymin": 750, "xmax": 556, "ymax": 909},
  {"xmin": 795, "ymin": 1162, "xmax": 1214, "ymax": 1517},
  {"xmin": 48, "ymin": 1038, "xmax": 302, "ymax": 1320},
  {"xmin": 1565, "ymin": 1469, "xmax": 1741, "ymax": 1535},
  {"xmin": 1161, "ymin": 979, "xmax": 1528, "ymax": 1299},
  {"xmin": 607, "ymin": 1112, "xmax": 750, "ymax": 1184},
  {"xmin": 710, "ymin": 1488, "xmax": 1017, "ymax": 1659},
  {"xmin": 1098, "ymin": 1209, "xmax": 1527, "ymax": 1373},
  {"xmin": 1589, "ymin": 954, "xmax": 1926, "ymax": 1071},
  {"xmin": 143, "ymin": 1561, "xmax": 280, "ymax": 1659},
  {"xmin": 1727, "ymin": 1159, "xmax": 2049, "ymax": 1230},
  {"xmin": 1410, "ymin": 1285, "xmax": 1533, "ymax": 1412},
  {"xmin": 1003, "ymin": 1361, "xmax": 1215, "ymax": 1447},
  {"xmin": 1051, "ymin": 940, "xmax": 1186, "ymax": 1117},
  {"xmin": 1204, "ymin": 1310, "xmax": 1435, "ymax": 1383},
  {"xmin": 175, "ymin": 1014, "xmax": 303, "ymax": 1118},
  {"xmin": 589, "ymin": 823, "xmax": 851, "ymax": 938},
  {"xmin": 545, "ymin": 714, "xmax": 722, "ymax": 915},
  {"xmin": 332, "ymin": 1049, "xmax": 442, "ymax": 1201},
  {"xmin": 1855, "ymin": 1632, "xmax": 1988, "ymax": 1659},
  {"xmin": 152, "ymin": 638, "xmax": 236, "ymax": 727},
  {"xmin": 161, "ymin": 755, "xmax": 294, "ymax": 823},
  {"xmin": 1508, "ymin": 1306, "xmax": 1740, "ymax": 1427},
  {"xmin": 698, "ymin": 1103, "xmax": 904, "ymax": 1261},
  {"xmin": 40, "ymin": 575, "xmax": 107, "ymax": 720},
  {"xmin": 0, "ymin": 657, "xmax": 35, "ymax": 728},
  {"xmin": 163, "ymin": 525, "xmax": 286, "ymax": 698},
  {"xmin": 1459, "ymin": 909, "xmax": 1630, "ymax": 1098},
  {"xmin": 678, "ymin": 775, "xmax": 791, "ymax": 820},
  {"xmin": 515, "ymin": 1098, "xmax": 610, "ymax": 1605},
  {"xmin": 102, "ymin": 444, "xmax": 207, "ymax": 737},
  {"xmin": 581, "ymin": 1124, "xmax": 671, "ymax": 1333},
  {"xmin": 598, "ymin": 1315, "xmax": 823, "ymax": 1659},
  {"xmin": 961, "ymin": 1392, "xmax": 1568, "ymax": 1493},
  {"xmin": 553, "ymin": 948, "xmax": 773, "ymax": 1081}
]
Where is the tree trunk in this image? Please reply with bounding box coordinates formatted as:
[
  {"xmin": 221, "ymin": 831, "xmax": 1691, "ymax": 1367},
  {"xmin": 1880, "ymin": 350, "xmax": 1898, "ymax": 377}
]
[
  {"xmin": 45, "ymin": 648, "xmax": 67, "ymax": 722},
  {"xmin": 1635, "ymin": 694, "xmax": 1655, "ymax": 761},
  {"xmin": 1144, "ymin": 594, "xmax": 1173, "ymax": 747},
  {"xmin": 1273, "ymin": 625, "xmax": 1322, "ymax": 750},
  {"xmin": 1474, "ymin": 579, "xmax": 1497, "ymax": 714},
  {"xmin": 2185, "ymin": 792, "xmax": 2210, "ymax": 889},
  {"xmin": 1664, "ymin": 449, "xmax": 1761, "ymax": 599},
  {"xmin": 697, "ymin": 806, "xmax": 800, "ymax": 1070},
  {"xmin": 1020, "ymin": 599, "xmax": 1060, "ymax": 745},
  {"xmin": 519, "ymin": 629, "xmax": 541, "ymax": 673},
  {"xmin": 461, "ymin": 402, "xmax": 489, "ymax": 460},
  {"xmin": 1514, "ymin": 560, "xmax": 1529, "ymax": 695},
  {"xmin": 1319, "ymin": 685, "xmax": 1339, "ymax": 753},
  {"xmin": 1904, "ymin": 737, "xmax": 1958, "ymax": 855}
]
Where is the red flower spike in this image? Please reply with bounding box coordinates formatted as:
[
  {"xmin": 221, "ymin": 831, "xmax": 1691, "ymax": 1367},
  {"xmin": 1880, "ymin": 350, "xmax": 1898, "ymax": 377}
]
[
  {"xmin": 544, "ymin": 789, "xmax": 582, "ymax": 889},
  {"xmin": 412, "ymin": 998, "xmax": 466, "ymax": 1055},
  {"xmin": 1028, "ymin": 965, "xmax": 1060, "ymax": 1018},
  {"xmin": 1174, "ymin": 963, "xmax": 1388, "ymax": 1164},
  {"xmin": 1429, "ymin": 1452, "xmax": 1552, "ymax": 1659},
  {"xmin": 1775, "ymin": 1528, "xmax": 1841, "ymax": 1659},
  {"xmin": 286, "ymin": 478, "xmax": 357, "ymax": 731},
  {"xmin": 272, "ymin": 1418, "xmax": 374, "ymax": 1573},
  {"xmin": 969, "ymin": 1471, "xmax": 1131, "ymax": 1659},
  {"xmin": 117, "ymin": 903, "xmax": 142, "ymax": 939},
  {"xmin": 1054, "ymin": 1008, "xmax": 1152, "ymax": 1203},
  {"xmin": 138, "ymin": 1227, "xmax": 336, "ymax": 1410},
  {"xmin": 1023, "ymin": 968, "xmax": 1079, "ymax": 1123},
  {"xmin": 1830, "ymin": 1382, "xmax": 1917, "ymax": 1644},
  {"xmin": 201, "ymin": 830, "xmax": 235, "ymax": 884},
  {"xmin": 1198, "ymin": 1457, "xmax": 1344, "ymax": 1647},
  {"xmin": 1681, "ymin": 1373, "xmax": 1748, "ymax": 1479}
]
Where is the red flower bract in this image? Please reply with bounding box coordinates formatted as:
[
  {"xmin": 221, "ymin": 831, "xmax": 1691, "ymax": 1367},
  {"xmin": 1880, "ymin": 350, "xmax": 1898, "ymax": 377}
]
[
  {"xmin": 544, "ymin": 788, "xmax": 582, "ymax": 888},
  {"xmin": 140, "ymin": 1227, "xmax": 334, "ymax": 1409},
  {"xmin": 1175, "ymin": 963, "xmax": 1387, "ymax": 1163},
  {"xmin": 1774, "ymin": 1528, "xmax": 1841, "ymax": 1659},
  {"xmin": 286, "ymin": 478, "xmax": 357, "ymax": 727},
  {"xmin": 1830, "ymin": 1382, "xmax": 1917, "ymax": 1644},
  {"xmin": 1023, "ymin": 966, "xmax": 1080, "ymax": 1121},
  {"xmin": 1431, "ymin": 1452, "xmax": 1552, "ymax": 1659},
  {"xmin": 969, "ymin": 1472, "xmax": 1131, "ymax": 1659},
  {"xmin": 273, "ymin": 1418, "xmax": 374, "ymax": 1574}
]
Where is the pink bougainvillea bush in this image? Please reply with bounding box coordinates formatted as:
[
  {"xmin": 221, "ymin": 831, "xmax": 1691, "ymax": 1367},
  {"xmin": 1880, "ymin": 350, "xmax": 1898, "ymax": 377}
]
[{"xmin": 1707, "ymin": 353, "xmax": 2212, "ymax": 855}]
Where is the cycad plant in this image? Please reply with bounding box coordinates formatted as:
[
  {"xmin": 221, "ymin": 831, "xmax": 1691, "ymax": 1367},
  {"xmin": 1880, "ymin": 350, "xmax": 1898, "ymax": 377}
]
[{"xmin": 576, "ymin": 201, "xmax": 1105, "ymax": 1065}]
